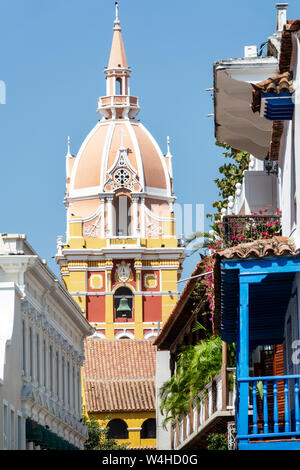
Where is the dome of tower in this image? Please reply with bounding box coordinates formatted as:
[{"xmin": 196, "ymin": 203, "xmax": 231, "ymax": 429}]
[{"xmin": 69, "ymin": 119, "xmax": 171, "ymax": 198}]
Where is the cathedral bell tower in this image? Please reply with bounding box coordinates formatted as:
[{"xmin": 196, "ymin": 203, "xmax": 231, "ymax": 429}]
[{"xmin": 56, "ymin": 3, "xmax": 185, "ymax": 340}]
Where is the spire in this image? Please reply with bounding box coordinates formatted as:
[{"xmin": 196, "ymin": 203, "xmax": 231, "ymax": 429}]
[
  {"xmin": 66, "ymin": 136, "xmax": 72, "ymax": 158},
  {"xmin": 107, "ymin": 2, "xmax": 128, "ymax": 69},
  {"xmin": 166, "ymin": 136, "xmax": 172, "ymax": 157},
  {"xmin": 97, "ymin": 4, "xmax": 140, "ymax": 120},
  {"xmin": 165, "ymin": 136, "xmax": 173, "ymax": 180}
]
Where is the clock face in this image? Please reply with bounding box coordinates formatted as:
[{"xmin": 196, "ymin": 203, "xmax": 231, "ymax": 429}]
[{"xmin": 114, "ymin": 168, "xmax": 131, "ymax": 186}]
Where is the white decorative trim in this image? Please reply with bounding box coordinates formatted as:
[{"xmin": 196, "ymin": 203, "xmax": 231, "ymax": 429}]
[
  {"xmin": 91, "ymin": 331, "xmax": 106, "ymax": 339},
  {"xmin": 144, "ymin": 330, "xmax": 158, "ymax": 339},
  {"xmin": 144, "ymin": 273, "xmax": 158, "ymax": 289},
  {"xmin": 101, "ymin": 122, "xmax": 115, "ymax": 191},
  {"xmin": 125, "ymin": 121, "xmax": 145, "ymax": 190},
  {"xmin": 139, "ymin": 123, "xmax": 171, "ymax": 197},
  {"xmin": 144, "ymin": 205, "xmax": 175, "ymax": 222},
  {"xmin": 89, "ymin": 274, "xmax": 104, "ymax": 290},
  {"xmin": 115, "ymin": 330, "xmax": 134, "ymax": 339}
]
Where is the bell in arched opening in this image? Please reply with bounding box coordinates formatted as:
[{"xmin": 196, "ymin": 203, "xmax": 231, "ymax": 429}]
[{"xmin": 116, "ymin": 297, "xmax": 131, "ymax": 318}]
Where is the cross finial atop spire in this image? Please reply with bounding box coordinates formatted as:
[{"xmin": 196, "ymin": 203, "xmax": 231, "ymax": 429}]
[
  {"xmin": 115, "ymin": 2, "xmax": 119, "ymax": 23},
  {"xmin": 114, "ymin": 2, "xmax": 121, "ymax": 29}
]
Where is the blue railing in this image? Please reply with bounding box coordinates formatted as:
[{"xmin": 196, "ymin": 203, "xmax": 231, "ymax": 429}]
[{"xmin": 237, "ymin": 375, "xmax": 300, "ymax": 441}]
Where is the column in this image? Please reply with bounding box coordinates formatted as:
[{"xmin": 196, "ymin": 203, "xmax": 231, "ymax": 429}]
[
  {"xmin": 31, "ymin": 323, "xmax": 37, "ymax": 384},
  {"xmin": 58, "ymin": 346, "xmax": 63, "ymax": 403},
  {"xmin": 132, "ymin": 196, "xmax": 139, "ymax": 237},
  {"xmin": 134, "ymin": 260, "xmax": 143, "ymax": 338},
  {"xmin": 39, "ymin": 331, "xmax": 44, "ymax": 388},
  {"xmin": 221, "ymin": 341, "xmax": 228, "ymax": 411},
  {"xmin": 140, "ymin": 197, "xmax": 146, "ymax": 238},
  {"xmin": 24, "ymin": 316, "xmax": 30, "ymax": 379},
  {"xmin": 106, "ymin": 196, "xmax": 113, "ymax": 237},
  {"xmin": 52, "ymin": 341, "xmax": 57, "ymax": 398},
  {"xmin": 74, "ymin": 363, "xmax": 79, "ymax": 417},
  {"xmin": 64, "ymin": 354, "xmax": 68, "ymax": 408},
  {"xmin": 101, "ymin": 197, "xmax": 105, "ymax": 238},
  {"xmin": 122, "ymin": 76, "xmax": 126, "ymax": 95},
  {"xmin": 105, "ymin": 260, "xmax": 114, "ymax": 338},
  {"xmin": 237, "ymin": 276, "xmax": 249, "ymax": 441},
  {"xmin": 69, "ymin": 356, "xmax": 74, "ymax": 411},
  {"xmin": 44, "ymin": 334, "xmax": 50, "ymax": 393}
]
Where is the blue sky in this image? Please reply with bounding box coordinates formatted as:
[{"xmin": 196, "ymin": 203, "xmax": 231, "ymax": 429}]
[{"xmin": 0, "ymin": 0, "xmax": 298, "ymax": 283}]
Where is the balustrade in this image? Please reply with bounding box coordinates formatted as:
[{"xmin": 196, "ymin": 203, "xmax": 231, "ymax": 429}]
[{"xmin": 238, "ymin": 375, "xmax": 300, "ymax": 440}]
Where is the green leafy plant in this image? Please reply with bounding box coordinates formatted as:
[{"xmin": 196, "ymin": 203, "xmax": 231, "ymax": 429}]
[
  {"xmin": 83, "ymin": 416, "xmax": 129, "ymax": 450},
  {"xmin": 207, "ymin": 432, "xmax": 228, "ymax": 450},
  {"xmin": 159, "ymin": 336, "xmax": 223, "ymax": 425}
]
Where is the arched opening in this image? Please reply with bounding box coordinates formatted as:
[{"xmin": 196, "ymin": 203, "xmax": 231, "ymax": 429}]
[
  {"xmin": 113, "ymin": 195, "xmax": 132, "ymax": 236},
  {"xmin": 115, "ymin": 77, "xmax": 122, "ymax": 95},
  {"xmin": 114, "ymin": 286, "xmax": 133, "ymax": 321},
  {"xmin": 140, "ymin": 418, "xmax": 156, "ymax": 439},
  {"xmin": 106, "ymin": 419, "xmax": 128, "ymax": 439}
]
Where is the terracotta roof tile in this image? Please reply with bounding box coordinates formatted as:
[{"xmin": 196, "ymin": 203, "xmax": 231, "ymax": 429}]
[
  {"xmin": 250, "ymin": 20, "xmax": 300, "ymax": 161},
  {"xmin": 82, "ymin": 338, "xmax": 156, "ymax": 412},
  {"xmin": 251, "ymin": 71, "xmax": 293, "ymax": 114},
  {"xmin": 217, "ymin": 236, "xmax": 295, "ymax": 259}
]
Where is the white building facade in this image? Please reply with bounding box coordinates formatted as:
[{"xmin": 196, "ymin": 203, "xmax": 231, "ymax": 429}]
[{"xmin": 0, "ymin": 234, "xmax": 93, "ymax": 450}]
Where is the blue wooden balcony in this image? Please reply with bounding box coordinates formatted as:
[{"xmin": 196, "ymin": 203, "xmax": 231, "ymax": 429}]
[
  {"xmin": 220, "ymin": 252, "xmax": 300, "ymax": 450},
  {"xmin": 237, "ymin": 375, "xmax": 300, "ymax": 450}
]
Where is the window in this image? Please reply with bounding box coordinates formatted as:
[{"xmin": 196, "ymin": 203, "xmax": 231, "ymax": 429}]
[
  {"xmin": 106, "ymin": 419, "xmax": 128, "ymax": 439},
  {"xmin": 140, "ymin": 418, "xmax": 156, "ymax": 439},
  {"xmin": 116, "ymin": 78, "xmax": 122, "ymax": 95},
  {"xmin": 113, "ymin": 195, "xmax": 131, "ymax": 236},
  {"xmin": 114, "ymin": 287, "xmax": 133, "ymax": 320}
]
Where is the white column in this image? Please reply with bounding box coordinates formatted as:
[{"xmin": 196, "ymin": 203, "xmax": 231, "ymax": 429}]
[
  {"xmin": 69, "ymin": 358, "xmax": 73, "ymax": 411},
  {"xmin": 39, "ymin": 331, "xmax": 44, "ymax": 387},
  {"xmin": 58, "ymin": 346, "xmax": 63, "ymax": 402},
  {"xmin": 45, "ymin": 335, "xmax": 50, "ymax": 393},
  {"xmin": 31, "ymin": 323, "xmax": 37, "ymax": 384},
  {"xmin": 24, "ymin": 317, "xmax": 30, "ymax": 378},
  {"xmin": 132, "ymin": 196, "xmax": 139, "ymax": 237},
  {"xmin": 106, "ymin": 196, "xmax": 113, "ymax": 237},
  {"xmin": 64, "ymin": 355, "xmax": 68, "ymax": 408},
  {"xmin": 78, "ymin": 367, "xmax": 82, "ymax": 415},
  {"xmin": 74, "ymin": 364, "xmax": 79, "ymax": 416},
  {"xmin": 141, "ymin": 196, "xmax": 146, "ymax": 238},
  {"xmin": 101, "ymin": 197, "xmax": 105, "ymax": 238},
  {"xmin": 52, "ymin": 341, "xmax": 57, "ymax": 397}
]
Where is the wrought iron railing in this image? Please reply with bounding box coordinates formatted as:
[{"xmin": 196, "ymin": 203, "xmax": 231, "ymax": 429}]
[{"xmin": 222, "ymin": 215, "xmax": 281, "ymax": 248}]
